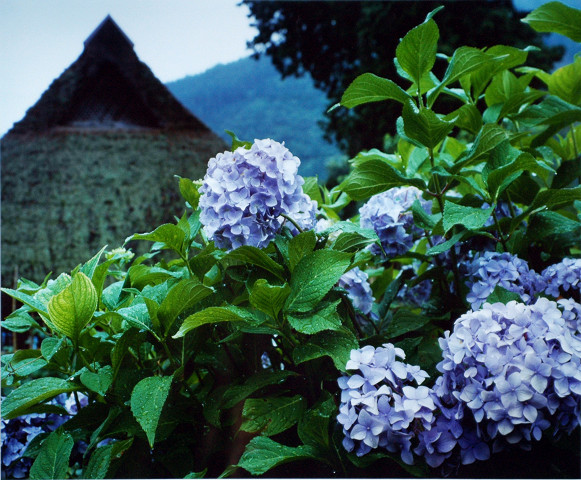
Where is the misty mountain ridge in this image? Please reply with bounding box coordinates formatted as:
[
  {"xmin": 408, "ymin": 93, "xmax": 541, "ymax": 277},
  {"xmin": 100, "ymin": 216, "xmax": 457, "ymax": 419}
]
[{"xmin": 166, "ymin": 56, "xmax": 344, "ymax": 180}]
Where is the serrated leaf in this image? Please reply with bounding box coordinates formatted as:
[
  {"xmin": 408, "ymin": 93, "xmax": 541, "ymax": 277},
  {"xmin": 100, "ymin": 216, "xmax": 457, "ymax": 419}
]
[
  {"xmin": 225, "ymin": 130, "xmax": 252, "ymax": 150},
  {"xmin": 29, "ymin": 431, "xmax": 74, "ymax": 480},
  {"xmin": 445, "ymin": 104, "xmax": 482, "ymax": 134},
  {"xmin": 131, "ymin": 376, "xmax": 172, "ymax": 448},
  {"xmin": 222, "ymin": 371, "xmax": 297, "ymax": 409},
  {"xmin": 288, "ymin": 300, "xmax": 342, "ymax": 334},
  {"xmin": 83, "ymin": 443, "xmax": 114, "ymax": 479},
  {"xmin": 529, "ymin": 185, "xmax": 581, "ymax": 211},
  {"xmin": 340, "ymin": 73, "xmax": 411, "ymax": 108},
  {"xmin": 1, "ymin": 308, "xmax": 38, "ymax": 333},
  {"xmin": 528, "ymin": 211, "xmax": 581, "ymax": 241},
  {"xmin": 443, "ymin": 202, "xmax": 494, "ymax": 234},
  {"xmin": 128, "ymin": 224, "xmax": 186, "ymax": 255},
  {"xmin": 177, "ymin": 176, "xmax": 201, "ymax": 209},
  {"xmin": 331, "ymin": 229, "xmax": 379, "ymax": 253},
  {"xmin": 426, "ymin": 231, "xmax": 467, "ymax": 256},
  {"xmin": 396, "ymin": 18, "xmax": 439, "ymax": 85},
  {"xmin": 288, "ymin": 229, "xmax": 317, "ymax": 271},
  {"xmin": 384, "ymin": 311, "xmax": 431, "ymax": 338},
  {"xmin": 117, "ymin": 303, "xmax": 154, "ymax": 334},
  {"xmin": 2, "ymin": 350, "xmax": 47, "ymax": 380},
  {"xmin": 222, "ymin": 246, "xmax": 285, "ymax": 280},
  {"xmin": 338, "ymin": 158, "xmax": 426, "ymax": 201},
  {"xmin": 237, "ymin": 437, "xmax": 318, "ymax": 476},
  {"xmin": 47, "ymin": 272, "xmax": 97, "ymax": 342},
  {"xmin": 454, "ymin": 124, "xmax": 508, "ymax": 170},
  {"xmin": 249, "ymin": 279, "xmax": 291, "ymax": 320},
  {"xmin": 81, "ymin": 366, "xmax": 113, "ymax": 396},
  {"xmin": 173, "ymin": 305, "xmax": 258, "ymax": 338},
  {"xmin": 1, "ymin": 288, "xmax": 49, "ymax": 317},
  {"xmin": 285, "ymin": 250, "xmax": 351, "ymax": 312},
  {"xmin": 80, "ymin": 245, "xmax": 108, "ymax": 280},
  {"xmin": 522, "ymin": 1, "xmax": 581, "ymax": 42},
  {"xmin": 128, "ymin": 264, "xmax": 182, "ymax": 289},
  {"xmin": 402, "ymin": 100, "xmax": 455, "ymax": 149},
  {"xmin": 486, "ymin": 286, "xmax": 522, "ymax": 305},
  {"xmin": 157, "ymin": 279, "xmax": 213, "ymax": 336},
  {"xmin": 41, "ymin": 337, "xmax": 66, "ymax": 362},
  {"xmin": 293, "ymin": 329, "xmax": 359, "ymax": 371},
  {"xmin": 297, "ymin": 394, "xmax": 336, "ymax": 449},
  {"xmin": 241, "ymin": 395, "xmax": 306, "ymax": 436},
  {"xmin": 541, "ymin": 56, "xmax": 581, "ymax": 106},
  {"xmin": 2, "ymin": 377, "xmax": 81, "ymax": 420}
]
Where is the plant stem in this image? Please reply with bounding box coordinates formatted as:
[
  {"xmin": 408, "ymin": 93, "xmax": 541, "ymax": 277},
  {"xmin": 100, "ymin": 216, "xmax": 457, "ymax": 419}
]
[
  {"xmin": 492, "ymin": 209, "xmax": 509, "ymax": 252},
  {"xmin": 280, "ymin": 214, "xmax": 304, "ymax": 234}
]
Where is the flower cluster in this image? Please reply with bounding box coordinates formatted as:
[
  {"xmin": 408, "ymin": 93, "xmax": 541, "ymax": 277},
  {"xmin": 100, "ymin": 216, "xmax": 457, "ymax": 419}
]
[
  {"xmin": 541, "ymin": 257, "xmax": 581, "ymax": 299},
  {"xmin": 359, "ymin": 187, "xmax": 431, "ymax": 259},
  {"xmin": 337, "ymin": 344, "xmax": 430, "ymax": 462},
  {"xmin": 0, "ymin": 393, "xmax": 87, "ymax": 478},
  {"xmin": 338, "ymin": 267, "xmax": 375, "ymax": 316},
  {"xmin": 435, "ymin": 299, "xmax": 581, "ymax": 456},
  {"xmin": 465, "ymin": 252, "xmax": 543, "ymax": 310},
  {"xmin": 199, "ymin": 139, "xmax": 317, "ymax": 250},
  {"xmin": 338, "ymin": 298, "xmax": 581, "ymax": 471}
]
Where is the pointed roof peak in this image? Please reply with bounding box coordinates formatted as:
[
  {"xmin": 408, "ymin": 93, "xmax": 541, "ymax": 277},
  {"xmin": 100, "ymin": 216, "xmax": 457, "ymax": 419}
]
[{"xmin": 84, "ymin": 15, "xmax": 134, "ymax": 51}]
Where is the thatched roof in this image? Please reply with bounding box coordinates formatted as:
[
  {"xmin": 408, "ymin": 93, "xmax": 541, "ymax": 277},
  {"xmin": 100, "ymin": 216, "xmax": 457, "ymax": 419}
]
[
  {"xmin": 7, "ymin": 15, "xmax": 213, "ymax": 135},
  {"xmin": 1, "ymin": 16, "xmax": 226, "ymax": 284}
]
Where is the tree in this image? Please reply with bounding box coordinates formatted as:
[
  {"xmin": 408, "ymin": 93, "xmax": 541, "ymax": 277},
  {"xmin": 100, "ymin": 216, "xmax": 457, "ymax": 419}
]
[{"xmin": 243, "ymin": 0, "xmax": 564, "ymax": 156}]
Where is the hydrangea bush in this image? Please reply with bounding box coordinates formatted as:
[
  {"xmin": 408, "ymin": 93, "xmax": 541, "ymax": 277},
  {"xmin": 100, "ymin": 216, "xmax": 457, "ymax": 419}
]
[{"xmin": 1, "ymin": 3, "xmax": 580, "ymax": 478}]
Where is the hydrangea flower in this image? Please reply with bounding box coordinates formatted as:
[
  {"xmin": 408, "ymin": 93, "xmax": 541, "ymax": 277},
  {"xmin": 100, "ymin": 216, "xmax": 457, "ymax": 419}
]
[
  {"xmin": 359, "ymin": 187, "xmax": 431, "ymax": 259},
  {"xmin": 0, "ymin": 392, "xmax": 88, "ymax": 478},
  {"xmin": 338, "ymin": 267, "xmax": 375, "ymax": 316},
  {"xmin": 541, "ymin": 258, "xmax": 581, "ymax": 298},
  {"xmin": 199, "ymin": 139, "xmax": 317, "ymax": 250},
  {"xmin": 465, "ymin": 252, "xmax": 544, "ymax": 310}
]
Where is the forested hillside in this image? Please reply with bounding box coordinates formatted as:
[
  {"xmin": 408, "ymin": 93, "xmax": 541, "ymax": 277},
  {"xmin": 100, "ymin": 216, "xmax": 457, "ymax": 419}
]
[{"xmin": 166, "ymin": 56, "xmax": 344, "ymax": 179}]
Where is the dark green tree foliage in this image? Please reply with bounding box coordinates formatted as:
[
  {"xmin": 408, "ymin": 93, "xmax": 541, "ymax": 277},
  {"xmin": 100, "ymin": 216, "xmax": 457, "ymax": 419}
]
[{"xmin": 244, "ymin": 0, "xmax": 564, "ymax": 156}]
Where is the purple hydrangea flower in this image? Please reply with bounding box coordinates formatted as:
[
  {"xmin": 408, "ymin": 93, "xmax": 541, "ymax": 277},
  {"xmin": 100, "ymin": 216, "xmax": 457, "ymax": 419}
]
[
  {"xmin": 338, "ymin": 267, "xmax": 375, "ymax": 316},
  {"xmin": 541, "ymin": 258, "xmax": 581, "ymax": 298},
  {"xmin": 199, "ymin": 139, "xmax": 317, "ymax": 250},
  {"xmin": 465, "ymin": 252, "xmax": 544, "ymax": 310},
  {"xmin": 359, "ymin": 187, "xmax": 431, "ymax": 259}
]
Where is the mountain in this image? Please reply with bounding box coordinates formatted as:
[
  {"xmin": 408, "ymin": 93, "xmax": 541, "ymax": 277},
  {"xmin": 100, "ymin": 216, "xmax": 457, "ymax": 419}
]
[{"xmin": 166, "ymin": 56, "xmax": 344, "ymax": 180}]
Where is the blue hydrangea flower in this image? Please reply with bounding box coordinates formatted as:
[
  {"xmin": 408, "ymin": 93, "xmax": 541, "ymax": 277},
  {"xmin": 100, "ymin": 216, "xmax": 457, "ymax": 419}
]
[
  {"xmin": 541, "ymin": 257, "xmax": 581, "ymax": 298},
  {"xmin": 199, "ymin": 139, "xmax": 317, "ymax": 250},
  {"xmin": 359, "ymin": 187, "xmax": 432, "ymax": 259},
  {"xmin": 338, "ymin": 267, "xmax": 375, "ymax": 316},
  {"xmin": 465, "ymin": 252, "xmax": 544, "ymax": 310}
]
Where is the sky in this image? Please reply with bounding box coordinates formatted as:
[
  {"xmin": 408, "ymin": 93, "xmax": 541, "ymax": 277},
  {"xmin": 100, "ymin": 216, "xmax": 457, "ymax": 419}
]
[
  {"xmin": 0, "ymin": 0, "xmax": 258, "ymax": 136},
  {"xmin": 0, "ymin": 0, "xmax": 579, "ymax": 137}
]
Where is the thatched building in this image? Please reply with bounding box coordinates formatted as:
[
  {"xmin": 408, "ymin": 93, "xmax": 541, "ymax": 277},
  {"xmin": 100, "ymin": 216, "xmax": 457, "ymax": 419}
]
[{"xmin": 1, "ymin": 16, "xmax": 226, "ymax": 284}]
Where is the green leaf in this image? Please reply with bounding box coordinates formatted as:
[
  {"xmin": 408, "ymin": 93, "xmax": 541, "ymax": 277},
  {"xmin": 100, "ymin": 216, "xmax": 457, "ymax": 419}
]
[
  {"xmin": 2, "ymin": 377, "xmax": 81, "ymax": 420},
  {"xmin": 522, "ymin": 1, "xmax": 581, "ymax": 41},
  {"xmin": 47, "ymin": 272, "xmax": 97, "ymax": 342},
  {"xmin": 41, "ymin": 337, "xmax": 66, "ymax": 362},
  {"xmin": 173, "ymin": 305, "xmax": 258, "ymax": 338},
  {"xmin": 443, "ymin": 201, "xmax": 494, "ymax": 234},
  {"xmin": 29, "ymin": 431, "xmax": 74, "ymax": 480},
  {"xmin": 81, "ymin": 366, "xmax": 113, "ymax": 396},
  {"xmin": 237, "ymin": 437, "xmax": 318, "ymax": 476},
  {"xmin": 177, "ymin": 176, "xmax": 201, "ymax": 209},
  {"xmin": 128, "ymin": 264, "xmax": 182, "ymax": 289},
  {"xmin": 288, "ymin": 230, "xmax": 317, "ymax": 271},
  {"xmin": 529, "ymin": 185, "xmax": 581, "ymax": 211},
  {"xmin": 395, "ymin": 18, "xmax": 439, "ymax": 85},
  {"xmin": 539, "ymin": 56, "xmax": 581, "ymax": 106},
  {"xmin": 339, "ymin": 158, "xmax": 425, "ymax": 201},
  {"xmin": 1, "ymin": 288, "xmax": 49, "ymax": 317},
  {"xmin": 241, "ymin": 395, "xmax": 306, "ymax": 436},
  {"xmin": 79, "ymin": 245, "xmax": 108, "ymax": 281},
  {"xmin": 222, "ymin": 246, "xmax": 285, "ymax": 280},
  {"xmin": 426, "ymin": 231, "xmax": 467, "ymax": 256},
  {"xmin": 384, "ymin": 310, "xmax": 431, "ymax": 338},
  {"xmin": 225, "ymin": 130, "xmax": 252, "ymax": 150},
  {"xmin": 222, "ymin": 371, "xmax": 297, "ymax": 408},
  {"xmin": 445, "ymin": 104, "xmax": 482, "ymax": 134},
  {"xmin": 1, "ymin": 308, "xmax": 38, "ymax": 333},
  {"xmin": 454, "ymin": 124, "xmax": 508, "ymax": 170},
  {"xmin": 339, "ymin": 73, "xmax": 411, "ymax": 108},
  {"xmin": 528, "ymin": 210, "xmax": 581, "ymax": 241},
  {"xmin": 157, "ymin": 279, "xmax": 213, "ymax": 336},
  {"xmin": 128, "ymin": 224, "xmax": 186, "ymax": 255},
  {"xmin": 131, "ymin": 376, "xmax": 172, "ymax": 448},
  {"xmin": 486, "ymin": 286, "xmax": 522, "ymax": 305},
  {"xmin": 2, "ymin": 350, "xmax": 47, "ymax": 379},
  {"xmin": 288, "ymin": 300, "xmax": 342, "ymax": 334},
  {"xmin": 249, "ymin": 279, "xmax": 291, "ymax": 320},
  {"xmin": 117, "ymin": 303, "xmax": 154, "ymax": 334},
  {"xmin": 83, "ymin": 443, "xmax": 114, "ymax": 479},
  {"xmin": 293, "ymin": 329, "xmax": 359, "ymax": 371},
  {"xmin": 285, "ymin": 250, "xmax": 351, "ymax": 313},
  {"xmin": 402, "ymin": 100, "xmax": 455, "ymax": 149},
  {"xmin": 297, "ymin": 393, "xmax": 336, "ymax": 449}
]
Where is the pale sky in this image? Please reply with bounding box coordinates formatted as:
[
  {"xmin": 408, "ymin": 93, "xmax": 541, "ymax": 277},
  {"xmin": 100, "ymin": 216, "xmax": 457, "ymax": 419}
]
[
  {"xmin": 0, "ymin": 0, "xmax": 258, "ymax": 136},
  {"xmin": 0, "ymin": 0, "xmax": 578, "ymax": 137}
]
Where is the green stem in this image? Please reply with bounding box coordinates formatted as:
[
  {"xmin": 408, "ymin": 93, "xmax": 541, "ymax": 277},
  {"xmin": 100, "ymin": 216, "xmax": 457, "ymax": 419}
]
[
  {"xmin": 571, "ymin": 125, "xmax": 579, "ymax": 160},
  {"xmin": 179, "ymin": 251, "xmax": 195, "ymax": 279},
  {"xmin": 492, "ymin": 209, "xmax": 509, "ymax": 252},
  {"xmin": 73, "ymin": 391, "xmax": 82, "ymax": 413},
  {"xmin": 281, "ymin": 214, "xmax": 304, "ymax": 234}
]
